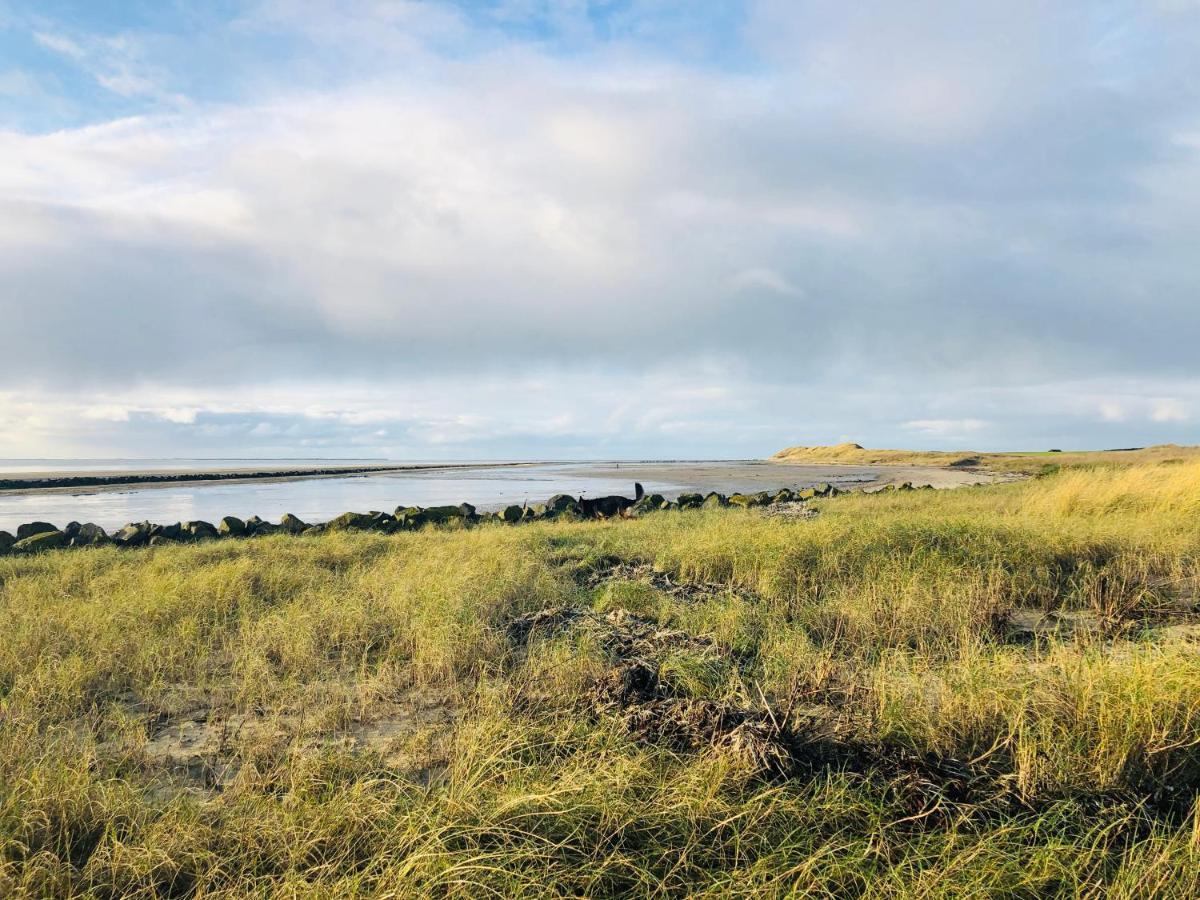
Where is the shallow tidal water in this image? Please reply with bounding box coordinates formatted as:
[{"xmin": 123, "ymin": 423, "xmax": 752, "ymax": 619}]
[{"xmin": 0, "ymin": 460, "xmax": 884, "ymax": 533}]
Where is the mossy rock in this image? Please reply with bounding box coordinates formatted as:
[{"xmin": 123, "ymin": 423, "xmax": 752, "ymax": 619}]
[
  {"xmin": 544, "ymin": 495, "xmax": 580, "ymax": 517},
  {"xmin": 676, "ymin": 493, "xmax": 704, "ymax": 509},
  {"xmin": 701, "ymin": 493, "xmax": 727, "ymax": 509},
  {"xmin": 219, "ymin": 516, "xmax": 247, "ymax": 537},
  {"xmin": 628, "ymin": 494, "xmax": 668, "ymax": 518},
  {"xmin": 183, "ymin": 521, "xmax": 219, "ymax": 541},
  {"xmin": 247, "ymin": 516, "xmax": 279, "ymax": 535},
  {"xmin": 771, "ymin": 489, "xmax": 796, "ymax": 504},
  {"xmin": 0, "ymin": 531, "xmax": 15, "ymax": 554},
  {"xmin": 328, "ymin": 512, "xmax": 375, "ymax": 531},
  {"xmin": 279, "ymin": 513, "xmax": 309, "ymax": 534},
  {"xmin": 71, "ymin": 523, "xmax": 110, "ymax": 547},
  {"xmin": 796, "ymin": 488, "xmax": 817, "ymax": 501},
  {"xmin": 421, "ymin": 505, "xmax": 468, "ymax": 524},
  {"xmin": 394, "ymin": 506, "xmax": 424, "ymax": 527},
  {"xmin": 14, "ymin": 530, "xmax": 68, "ymax": 553},
  {"xmin": 115, "ymin": 522, "xmax": 153, "ymax": 546},
  {"xmin": 368, "ymin": 511, "xmax": 398, "ymax": 532},
  {"xmin": 159, "ymin": 523, "xmax": 184, "ymax": 541},
  {"xmin": 729, "ymin": 492, "xmax": 771, "ymax": 508},
  {"xmin": 17, "ymin": 521, "xmax": 57, "ymax": 540}
]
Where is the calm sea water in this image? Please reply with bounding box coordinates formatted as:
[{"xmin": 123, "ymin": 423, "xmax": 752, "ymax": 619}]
[{"xmin": 0, "ymin": 460, "xmax": 881, "ymax": 533}]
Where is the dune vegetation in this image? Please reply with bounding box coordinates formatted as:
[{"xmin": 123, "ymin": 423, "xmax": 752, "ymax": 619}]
[
  {"xmin": 771, "ymin": 441, "xmax": 1200, "ymax": 475},
  {"xmin": 2, "ymin": 459, "xmax": 1200, "ymax": 897}
]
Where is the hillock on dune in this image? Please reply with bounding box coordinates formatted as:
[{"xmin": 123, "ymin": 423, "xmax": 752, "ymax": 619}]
[{"xmin": 771, "ymin": 441, "xmax": 1200, "ymax": 474}]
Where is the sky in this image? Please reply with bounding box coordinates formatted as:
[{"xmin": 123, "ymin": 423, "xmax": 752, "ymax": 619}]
[{"xmin": 1, "ymin": 0, "xmax": 1198, "ymax": 460}]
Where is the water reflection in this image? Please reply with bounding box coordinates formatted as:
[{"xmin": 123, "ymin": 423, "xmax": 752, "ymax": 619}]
[{"xmin": 0, "ymin": 461, "xmax": 880, "ymax": 532}]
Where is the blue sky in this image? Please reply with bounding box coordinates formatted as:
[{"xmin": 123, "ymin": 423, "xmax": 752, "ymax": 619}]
[{"xmin": 1, "ymin": 0, "xmax": 1199, "ymax": 458}]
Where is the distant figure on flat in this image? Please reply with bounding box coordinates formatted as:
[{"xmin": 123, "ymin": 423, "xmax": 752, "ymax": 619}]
[{"xmin": 579, "ymin": 483, "xmax": 644, "ymax": 518}]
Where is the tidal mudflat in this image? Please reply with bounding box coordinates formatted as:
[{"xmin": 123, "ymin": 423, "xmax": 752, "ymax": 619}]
[{"xmin": 0, "ymin": 459, "xmax": 1000, "ymax": 533}]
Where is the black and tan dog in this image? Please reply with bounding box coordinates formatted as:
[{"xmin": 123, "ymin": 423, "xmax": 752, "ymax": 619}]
[{"xmin": 578, "ymin": 482, "xmax": 644, "ymax": 519}]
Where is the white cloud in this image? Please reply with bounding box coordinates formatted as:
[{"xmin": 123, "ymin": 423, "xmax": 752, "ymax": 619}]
[
  {"xmin": 1, "ymin": 1, "xmax": 1199, "ymax": 457},
  {"xmin": 34, "ymin": 31, "xmax": 86, "ymax": 60},
  {"xmin": 1151, "ymin": 398, "xmax": 1190, "ymax": 423},
  {"xmin": 31, "ymin": 28, "xmax": 176, "ymax": 104}
]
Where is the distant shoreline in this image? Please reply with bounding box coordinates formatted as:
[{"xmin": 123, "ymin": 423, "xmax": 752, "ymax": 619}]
[{"xmin": 0, "ymin": 461, "xmax": 543, "ymax": 494}]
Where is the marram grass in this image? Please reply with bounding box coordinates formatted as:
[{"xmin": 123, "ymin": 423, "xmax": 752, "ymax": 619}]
[{"xmin": 2, "ymin": 461, "xmax": 1200, "ymax": 897}]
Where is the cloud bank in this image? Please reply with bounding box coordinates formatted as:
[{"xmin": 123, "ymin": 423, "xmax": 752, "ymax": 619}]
[{"xmin": 1, "ymin": 0, "xmax": 1198, "ymax": 457}]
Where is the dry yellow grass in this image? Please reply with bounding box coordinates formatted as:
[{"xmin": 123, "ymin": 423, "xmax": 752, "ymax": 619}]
[
  {"xmin": 2, "ymin": 460, "xmax": 1200, "ymax": 896},
  {"xmin": 771, "ymin": 441, "xmax": 1200, "ymax": 474}
]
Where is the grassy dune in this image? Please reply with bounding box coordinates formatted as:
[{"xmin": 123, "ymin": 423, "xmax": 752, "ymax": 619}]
[
  {"xmin": 2, "ymin": 462, "xmax": 1200, "ymax": 896},
  {"xmin": 771, "ymin": 441, "xmax": 1200, "ymax": 474}
]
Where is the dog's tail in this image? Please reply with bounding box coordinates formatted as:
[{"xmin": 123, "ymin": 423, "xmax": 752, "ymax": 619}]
[{"xmin": 634, "ymin": 482, "xmax": 644, "ymax": 501}]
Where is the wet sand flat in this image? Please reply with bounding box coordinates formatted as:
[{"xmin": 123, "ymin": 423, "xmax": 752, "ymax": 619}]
[
  {"xmin": 0, "ymin": 459, "xmax": 1011, "ymax": 533},
  {"xmin": 0, "ymin": 460, "xmax": 539, "ymax": 493}
]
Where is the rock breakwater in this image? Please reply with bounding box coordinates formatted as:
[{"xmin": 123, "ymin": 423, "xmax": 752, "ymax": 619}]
[{"xmin": 0, "ymin": 482, "xmax": 943, "ymax": 557}]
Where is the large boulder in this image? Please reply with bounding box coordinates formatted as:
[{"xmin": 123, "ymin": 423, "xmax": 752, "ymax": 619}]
[
  {"xmin": 14, "ymin": 530, "xmax": 68, "ymax": 553},
  {"xmin": 499, "ymin": 505, "xmax": 525, "ymax": 524},
  {"xmin": 328, "ymin": 512, "xmax": 375, "ymax": 531},
  {"xmin": 159, "ymin": 523, "xmax": 184, "ymax": 542},
  {"xmin": 71, "ymin": 523, "xmax": 110, "ymax": 547},
  {"xmin": 17, "ymin": 521, "xmax": 57, "ymax": 540},
  {"xmin": 628, "ymin": 494, "xmax": 668, "ymax": 518},
  {"xmin": 368, "ymin": 511, "xmax": 398, "ymax": 532},
  {"xmin": 394, "ymin": 506, "xmax": 424, "ymax": 528},
  {"xmin": 420, "ymin": 505, "xmax": 471, "ymax": 525},
  {"xmin": 0, "ymin": 531, "xmax": 14, "ymax": 554},
  {"xmin": 182, "ymin": 520, "xmax": 219, "ymax": 541},
  {"xmin": 114, "ymin": 522, "xmax": 154, "ymax": 547},
  {"xmin": 246, "ymin": 516, "xmax": 279, "ymax": 536},
  {"xmin": 218, "ymin": 516, "xmax": 247, "ymax": 538},
  {"xmin": 701, "ymin": 492, "xmax": 728, "ymax": 509},
  {"xmin": 771, "ymin": 489, "xmax": 796, "ymax": 504},
  {"xmin": 544, "ymin": 494, "xmax": 580, "ymax": 517},
  {"xmin": 279, "ymin": 513, "xmax": 308, "ymax": 534},
  {"xmin": 728, "ymin": 492, "xmax": 769, "ymax": 508},
  {"xmin": 676, "ymin": 493, "xmax": 704, "ymax": 509}
]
